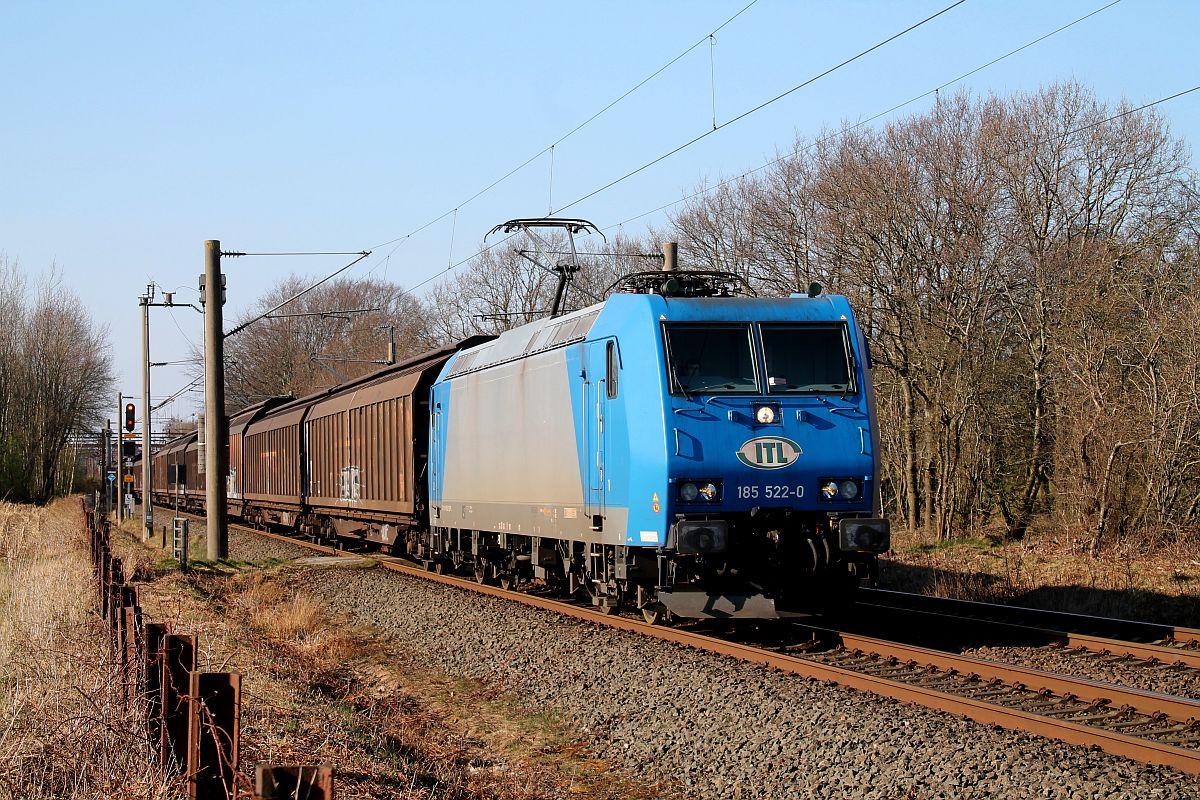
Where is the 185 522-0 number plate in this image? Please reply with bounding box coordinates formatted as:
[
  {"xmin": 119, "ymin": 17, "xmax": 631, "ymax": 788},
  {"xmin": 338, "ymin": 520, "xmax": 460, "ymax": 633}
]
[{"xmin": 736, "ymin": 484, "xmax": 806, "ymax": 500}]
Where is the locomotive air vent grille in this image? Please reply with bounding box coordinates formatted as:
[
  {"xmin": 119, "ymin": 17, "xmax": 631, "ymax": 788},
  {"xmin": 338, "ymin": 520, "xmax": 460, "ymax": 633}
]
[{"xmin": 448, "ymin": 351, "xmax": 480, "ymax": 377}]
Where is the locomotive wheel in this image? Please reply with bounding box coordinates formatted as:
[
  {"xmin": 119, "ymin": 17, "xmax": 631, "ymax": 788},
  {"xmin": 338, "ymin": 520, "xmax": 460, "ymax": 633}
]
[
  {"xmin": 434, "ymin": 560, "xmax": 446, "ymax": 575},
  {"xmin": 641, "ymin": 603, "xmax": 669, "ymax": 625},
  {"xmin": 474, "ymin": 562, "xmax": 494, "ymax": 585},
  {"xmin": 637, "ymin": 585, "xmax": 670, "ymax": 625}
]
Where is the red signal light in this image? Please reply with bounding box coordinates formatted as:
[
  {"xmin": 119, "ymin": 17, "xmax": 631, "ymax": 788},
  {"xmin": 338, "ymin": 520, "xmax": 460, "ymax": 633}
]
[{"xmin": 124, "ymin": 403, "xmax": 135, "ymax": 432}]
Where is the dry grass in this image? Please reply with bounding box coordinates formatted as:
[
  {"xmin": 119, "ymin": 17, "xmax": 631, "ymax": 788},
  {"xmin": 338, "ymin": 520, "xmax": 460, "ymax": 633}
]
[
  {"xmin": 188, "ymin": 569, "xmax": 674, "ymax": 800},
  {"xmin": 883, "ymin": 525, "xmax": 1200, "ymax": 624},
  {"xmin": 105, "ymin": 531, "xmax": 679, "ymax": 800},
  {"xmin": 54, "ymin": 514, "xmax": 653, "ymax": 799},
  {"xmin": 0, "ymin": 499, "xmax": 172, "ymax": 800}
]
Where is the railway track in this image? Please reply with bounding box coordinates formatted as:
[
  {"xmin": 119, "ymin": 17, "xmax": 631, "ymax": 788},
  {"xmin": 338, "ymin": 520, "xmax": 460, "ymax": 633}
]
[
  {"xmin": 154, "ymin": 507, "xmax": 1200, "ymax": 775},
  {"xmin": 851, "ymin": 588, "xmax": 1200, "ymax": 667},
  {"xmin": 816, "ymin": 587, "xmax": 1200, "ymax": 671}
]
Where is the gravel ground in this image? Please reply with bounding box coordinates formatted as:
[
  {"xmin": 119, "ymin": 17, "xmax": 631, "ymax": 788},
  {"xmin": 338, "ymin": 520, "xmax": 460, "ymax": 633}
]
[
  {"xmin": 228, "ymin": 529, "xmax": 316, "ymax": 562},
  {"xmin": 963, "ymin": 645, "xmax": 1200, "ymax": 700},
  {"xmin": 223, "ymin": 532, "xmax": 1200, "ymax": 798}
]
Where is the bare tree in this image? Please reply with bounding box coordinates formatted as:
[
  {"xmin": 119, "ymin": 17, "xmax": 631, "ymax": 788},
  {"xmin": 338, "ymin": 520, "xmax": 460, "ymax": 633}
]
[
  {"xmin": 0, "ymin": 260, "xmax": 114, "ymax": 503},
  {"xmin": 218, "ymin": 275, "xmax": 433, "ymax": 410},
  {"xmin": 985, "ymin": 82, "xmax": 1194, "ymax": 539}
]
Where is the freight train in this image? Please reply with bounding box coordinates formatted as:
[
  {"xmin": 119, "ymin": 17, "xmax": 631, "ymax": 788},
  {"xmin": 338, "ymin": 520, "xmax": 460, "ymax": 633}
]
[{"xmin": 135, "ymin": 252, "xmax": 889, "ymax": 622}]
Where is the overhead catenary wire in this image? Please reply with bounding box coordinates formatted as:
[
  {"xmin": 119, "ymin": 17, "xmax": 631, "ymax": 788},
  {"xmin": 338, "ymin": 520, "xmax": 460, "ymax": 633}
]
[
  {"xmin": 606, "ymin": 0, "xmax": 1129, "ymax": 230},
  {"xmin": 389, "ymin": 1, "xmax": 968, "ymax": 297},
  {"xmin": 402, "ymin": 85, "xmax": 1198, "ymax": 316},
  {"xmin": 153, "ymin": 376, "xmax": 203, "ymax": 412},
  {"xmin": 223, "ymin": 251, "xmax": 372, "ymax": 339},
  {"xmin": 221, "ymin": 251, "xmax": 369, "ymax": 257},
  {"xmin": 615, "ymin": 81, "xmax": 1198, "ymax": 234},
  {"xmin": 1021, "ymin": 83, "xmax": 1200, "ymax": 149},
  {"xmin": 364, "ymin": 1, "xmax": 761, "ymax": 254},
  {"xmin": 551, "ymin": 0, "xmax": 969, "ymax": 216}
]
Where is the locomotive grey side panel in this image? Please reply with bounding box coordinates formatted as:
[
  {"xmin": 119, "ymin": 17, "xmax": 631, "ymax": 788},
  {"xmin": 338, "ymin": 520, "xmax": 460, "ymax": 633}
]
[{"xmin": 438, "ymin": 346, "xmax": 627, "ymax": 543}]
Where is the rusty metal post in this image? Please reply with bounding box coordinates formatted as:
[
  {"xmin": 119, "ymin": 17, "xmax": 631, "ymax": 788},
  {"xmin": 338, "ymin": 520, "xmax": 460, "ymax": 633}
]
[
  {"xmin": 144, "ymin": 622, "xmax": 169, "ymax": 749},
  {"xmin": 161, "ymin": 634, "xmax": 196, "ymax": 771},
  {"xmin": 120, "ymin": 606, "xmax": 140, "ymax": 711},
  {"xmin": 254, "ymin": 765, "xmax": 333, "ymax": 800},
  {"xmin": 108, "ymin": 560, "xmax": 125, "ymax": 652},
  {"xmin": 99, "ymin": 549, "xmax": 112, "ymax": 621},
  {"xmin": 187, "ymin": 672, "xmax": 240, "ymax": 800},
  {"xmin": 108, "ymin": 558, "xmax": 123, "ymax": 631}
]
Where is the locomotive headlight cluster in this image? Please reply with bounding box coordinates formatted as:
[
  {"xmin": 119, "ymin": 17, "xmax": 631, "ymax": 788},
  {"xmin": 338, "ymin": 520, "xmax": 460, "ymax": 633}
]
[
  {"xmin": 820, "ymin": 479, "xmax": 862, "ymax": 501},
  {"xmin": 679, "ymin": 481, "xmax": 721, "ymax": 502}
]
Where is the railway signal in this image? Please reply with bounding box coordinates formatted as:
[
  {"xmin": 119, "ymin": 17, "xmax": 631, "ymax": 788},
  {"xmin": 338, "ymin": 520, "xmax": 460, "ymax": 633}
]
[{"xmin": 124, "ymin": 402, "xmax": 136, "ymax": 432}]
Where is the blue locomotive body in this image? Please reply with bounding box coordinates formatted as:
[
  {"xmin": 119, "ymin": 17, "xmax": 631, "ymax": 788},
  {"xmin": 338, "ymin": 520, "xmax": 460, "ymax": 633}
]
[{"xmin": 427, "ymin": 286, "xmax": 890, "ymax": 619}]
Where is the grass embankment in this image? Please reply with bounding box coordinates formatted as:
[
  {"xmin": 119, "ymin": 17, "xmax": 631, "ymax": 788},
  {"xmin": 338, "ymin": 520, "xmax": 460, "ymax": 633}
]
[
  {"xmin": 0, "ymin": 505, "xmax": 675, "ymax": 800},
  {"xmin": 883, "ymin": 527, "xmax": 1200, "ymax": 625},
  {"xmin": 0, "ymin": 500, "xmax": 169, "ymax": 799}
]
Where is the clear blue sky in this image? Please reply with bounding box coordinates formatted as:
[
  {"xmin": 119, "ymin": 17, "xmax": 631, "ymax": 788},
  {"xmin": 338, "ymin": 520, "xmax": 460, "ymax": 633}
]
[{"xmin": 2, "ymin": 0, "xmax": 1197, "ymax": 425}]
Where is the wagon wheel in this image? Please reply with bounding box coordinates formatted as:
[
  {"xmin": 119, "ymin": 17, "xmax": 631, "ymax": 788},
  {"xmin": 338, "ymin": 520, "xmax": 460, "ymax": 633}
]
[
  {"xmin": 434, "ymin": 560, "xmax": 447, "ymax": 575},
  {"xmin": 498, "ymin": 573, "xmax": 515, "ymax": 591},
  {"xmin": 474, "ymin": 561, "xmax": 493, "ymax": 585}
]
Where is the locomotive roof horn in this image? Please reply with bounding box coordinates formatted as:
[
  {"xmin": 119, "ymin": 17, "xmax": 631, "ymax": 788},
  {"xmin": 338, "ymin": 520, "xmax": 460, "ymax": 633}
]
[{"xmin": 487, "ymin": 217, "xmax": 605, "ymax": 319}]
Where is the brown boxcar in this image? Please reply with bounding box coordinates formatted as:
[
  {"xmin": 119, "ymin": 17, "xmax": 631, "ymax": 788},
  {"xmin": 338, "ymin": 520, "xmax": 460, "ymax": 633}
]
[
  {"xmin": 150, "ymin": 433, "xmax": 193, "ymax": 509},
  {"xmin": 239, "ymin": 341, "xmax": 486, "ymax": 545},
  {"xmin": 182, "ymin": 434, "xmax": 206, "ymax": 511},
  {"xmin": 228, "ymin": 396, "xmax": 292, "ymax": 519}
]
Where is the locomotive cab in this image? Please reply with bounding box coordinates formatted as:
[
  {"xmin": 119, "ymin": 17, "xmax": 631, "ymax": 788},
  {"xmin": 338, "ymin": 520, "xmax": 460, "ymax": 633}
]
[{"xmin": 653, "ymin": 295, "xmax": 891, "ymax": 617}]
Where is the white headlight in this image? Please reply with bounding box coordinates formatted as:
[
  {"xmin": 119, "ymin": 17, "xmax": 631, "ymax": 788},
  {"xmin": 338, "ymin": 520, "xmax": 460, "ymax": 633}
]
[
  {"xmin": 698, "ymin": 482, "xmax": 719, "ymax": 501},
  {"xmin": 840, "ymin": 480, "xmax": 859, "ymax": 499},
  {"xmin": 821, "ymin": 481, "xmax": 839, "ymax": 499},
  {"xmin": 756, "ymin": 406, "xmax": 776, "ymax": 424},
  {"xmin": 680, "ymin": 482, "xmax": 699, "ymax": 501}
]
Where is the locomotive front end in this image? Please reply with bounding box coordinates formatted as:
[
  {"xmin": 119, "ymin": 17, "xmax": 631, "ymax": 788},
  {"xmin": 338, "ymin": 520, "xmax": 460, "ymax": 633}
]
[{"xmin": 646, "ymin": 288, "xmax": 890, "ymax": 618}]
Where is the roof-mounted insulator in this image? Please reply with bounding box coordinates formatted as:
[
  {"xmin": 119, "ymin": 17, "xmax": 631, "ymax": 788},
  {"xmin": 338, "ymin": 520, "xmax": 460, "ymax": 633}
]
[{"xmin": 662, "ymin": 241, "xmax": 678, "ymax": 272}]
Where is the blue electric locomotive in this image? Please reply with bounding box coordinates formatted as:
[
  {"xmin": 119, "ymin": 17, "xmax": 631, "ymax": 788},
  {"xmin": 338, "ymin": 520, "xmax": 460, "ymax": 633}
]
[{"xmin": 424, "ymin": 258, "xmax": 890, "ymax": 621}]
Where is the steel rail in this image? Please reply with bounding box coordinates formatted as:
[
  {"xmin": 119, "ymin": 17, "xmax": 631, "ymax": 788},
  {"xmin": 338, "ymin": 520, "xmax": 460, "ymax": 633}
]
[
  {"xmin": 846, "ymin": 602, "xmax": 1200, "ymax": 670},
  {"xmin": 805, "ymin": 626, "xmax": 1200, "ymax": 722},
  {"xmin": 859, "ymin": 588, "xmax": 1200, "ymax": 648},
  {"xmin": 159, "ymin": 509, "xmax": 1200, "ymax": 775}
]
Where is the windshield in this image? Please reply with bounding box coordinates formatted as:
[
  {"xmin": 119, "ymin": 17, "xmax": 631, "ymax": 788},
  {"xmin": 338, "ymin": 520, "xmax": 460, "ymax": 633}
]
[
  {"xmin": 665, "ymin": 325, "xmax": 758, "ymax": 393},
  {"xmin": 761, "ymin": 325, "xmax": 853, "ymax": 393}
]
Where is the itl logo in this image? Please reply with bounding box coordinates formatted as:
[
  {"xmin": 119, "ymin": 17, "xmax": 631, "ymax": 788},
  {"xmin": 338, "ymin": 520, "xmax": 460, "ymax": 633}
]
[{"xmin": 737, "ymin": 437, "xmax": 802, "ymax": 470}]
